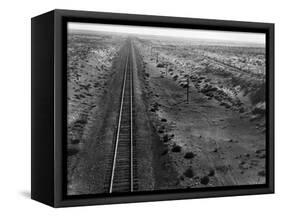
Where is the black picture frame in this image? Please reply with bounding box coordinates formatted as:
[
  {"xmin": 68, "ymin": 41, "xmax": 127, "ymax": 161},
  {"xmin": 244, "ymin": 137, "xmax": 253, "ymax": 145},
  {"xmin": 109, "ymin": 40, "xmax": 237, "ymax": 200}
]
[{"xmin": 31, "ymin": 9, "xmax": 274, "ymax": 207}]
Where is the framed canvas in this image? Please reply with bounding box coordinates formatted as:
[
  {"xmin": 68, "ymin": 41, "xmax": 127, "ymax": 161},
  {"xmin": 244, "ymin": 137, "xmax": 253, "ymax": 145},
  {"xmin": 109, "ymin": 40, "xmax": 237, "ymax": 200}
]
[{"xmin": 31, "ymin": 9, "xmax": 274, "ymax": 207}]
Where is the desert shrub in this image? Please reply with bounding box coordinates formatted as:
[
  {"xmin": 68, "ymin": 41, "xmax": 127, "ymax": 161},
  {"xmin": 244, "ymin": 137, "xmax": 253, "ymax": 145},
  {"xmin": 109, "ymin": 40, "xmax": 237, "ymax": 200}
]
[
  {"xmin": 208, "ymin": 169, "xmax": 215, "ymax": 176},
  {"xmin": 258, "ymin": 170, "xmax": 266, "ymax": 177},
  {"xmin": 252, "ymin": 102, "xmax": 265, "ymax": 115},
  {"xmin": 68, "ymin": 147, "xmax": 80, "ymax": 156},
  {"xmin": 171, "ymin": 145, "xmax": 181, "ymax": 152},
  {"xmin": 250, "ymin": 82, "xmax": 265, "ymax": 105},
  {"xmin": 230, "ymin": 76, "xmax": 242, "ymax": 87},
  {"xmin": 173, "ymin": 75, "xmax": 178, "ymax": 81},
  {"xmin": 163, "ymin": 134, "xmax": 169, "ymax": 142},
  {"xmin": 71, "ymin": 139, "xmax": 80, "ymax": 144},
  {"xmin": 161, "ymin": 149, "xmax": 168, "ymax": 156},
  {"xmin": 156, "ymin": 63, "xmax": 164, "ymax": 68},
  {"xmin": 200, "ymin": 176, "xmax": 210, "ymax": 185},
  {"xmin": 184, "ymin": 168, "xmax": 194, "ymax": 178},
  {"xmin": 184, "ymin": 152, "xmax": 195, "ymax": 159}
]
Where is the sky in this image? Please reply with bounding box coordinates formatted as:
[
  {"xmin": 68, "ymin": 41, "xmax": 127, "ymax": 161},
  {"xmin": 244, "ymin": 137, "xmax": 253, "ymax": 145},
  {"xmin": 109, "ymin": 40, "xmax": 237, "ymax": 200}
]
[{"xmin": 68, "ymin": 22, "xmax": 265, "ymax": 45}]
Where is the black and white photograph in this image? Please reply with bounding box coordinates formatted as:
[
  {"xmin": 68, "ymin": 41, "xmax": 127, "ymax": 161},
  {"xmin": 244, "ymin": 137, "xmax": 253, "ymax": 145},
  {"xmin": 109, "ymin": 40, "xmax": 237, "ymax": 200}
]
[
  {"xmin": 66, "ymin": 22, "xmax": 267, "ymax": 196},
  {"xmin": 1, "ymin": 0, "xmax": 279, "ymax": 212}
]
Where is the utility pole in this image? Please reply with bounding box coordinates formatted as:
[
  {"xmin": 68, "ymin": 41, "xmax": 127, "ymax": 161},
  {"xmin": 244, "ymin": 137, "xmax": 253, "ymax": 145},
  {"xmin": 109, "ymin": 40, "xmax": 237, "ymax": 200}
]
[
  {"xmin": 185, "ymin": 63, "xmax": 190, "ymax": 104},
  {"xmin": 156, "ymin": 52, "xmax": 158, "ymax": 63},
  {"xmin": 186, "ymin": 75, "xmax": 190, "ymax": 104}
]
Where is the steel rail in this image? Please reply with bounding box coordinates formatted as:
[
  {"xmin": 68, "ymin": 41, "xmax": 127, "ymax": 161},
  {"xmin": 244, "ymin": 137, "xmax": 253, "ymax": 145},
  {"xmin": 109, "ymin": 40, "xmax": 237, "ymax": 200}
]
[
  {"xmin": 109, "ymin": 43, "xmax": 134, "ymax": 193},
  {"xmin": 130, "ymin": 44, "xmax": 134, "ymax": 192}
]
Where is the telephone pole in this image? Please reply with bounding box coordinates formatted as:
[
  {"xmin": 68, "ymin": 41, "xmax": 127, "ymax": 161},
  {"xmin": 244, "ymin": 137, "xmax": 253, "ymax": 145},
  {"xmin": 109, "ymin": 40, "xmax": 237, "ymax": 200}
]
[
  {"xmin": 156, "ymin": 52, "xmax": 158, "ymax": 63},
  {"xmin": 186, "ymin": 75, "xmax": 190, "ymax": 104},
  {"xmin": 185, "ymin": 63, "xmax": 190, "ymax": 104}
]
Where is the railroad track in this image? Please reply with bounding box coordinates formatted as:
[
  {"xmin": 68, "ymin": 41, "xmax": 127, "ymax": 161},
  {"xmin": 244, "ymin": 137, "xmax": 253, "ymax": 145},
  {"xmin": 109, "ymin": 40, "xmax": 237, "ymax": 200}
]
[{"xmin": 107, "ymin": 42, "xmax": 136, "ymax": 193}]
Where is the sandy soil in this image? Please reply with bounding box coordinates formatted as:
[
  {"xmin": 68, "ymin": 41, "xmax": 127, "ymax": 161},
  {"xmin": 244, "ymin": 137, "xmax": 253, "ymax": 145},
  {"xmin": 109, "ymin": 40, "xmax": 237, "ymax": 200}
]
[
  {"xmin": 132, "ymin": 44, "xmax": 181, "ymax": 191},
  {"xmin": 135, "ymin": 39, "xmax": 266, "ymax": 188},
  {"xmin": 67, "ymin": 33, "xmax": 266, "ymax": 195},
  {"xmin": 67, "ymin": 37, "xmax": 167, "ymax": 195},
  {"xmin": 67, "ymin": 33, "xmax": 126, "ymax": 194}
]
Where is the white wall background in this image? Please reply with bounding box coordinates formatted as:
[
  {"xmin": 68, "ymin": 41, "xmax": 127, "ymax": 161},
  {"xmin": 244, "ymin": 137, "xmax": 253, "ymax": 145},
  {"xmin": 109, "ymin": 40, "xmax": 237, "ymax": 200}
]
[{"xmin": 0, "ymin": 0, "xmax": 279, "ymax": 215}]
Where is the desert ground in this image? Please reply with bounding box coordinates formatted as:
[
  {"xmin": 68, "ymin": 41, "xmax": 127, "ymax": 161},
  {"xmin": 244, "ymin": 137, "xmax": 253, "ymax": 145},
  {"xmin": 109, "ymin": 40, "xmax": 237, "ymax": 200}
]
[{"xmin": 67, "ymin": 31, "xmax": 266, "ymax": 195}]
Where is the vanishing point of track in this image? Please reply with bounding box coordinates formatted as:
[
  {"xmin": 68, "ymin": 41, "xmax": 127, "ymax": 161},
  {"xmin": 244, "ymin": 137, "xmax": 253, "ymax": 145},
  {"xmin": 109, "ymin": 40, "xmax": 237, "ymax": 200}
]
[{"xmin": 109, "ymin": 41, "xmax": 135, "ymax": 193}]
